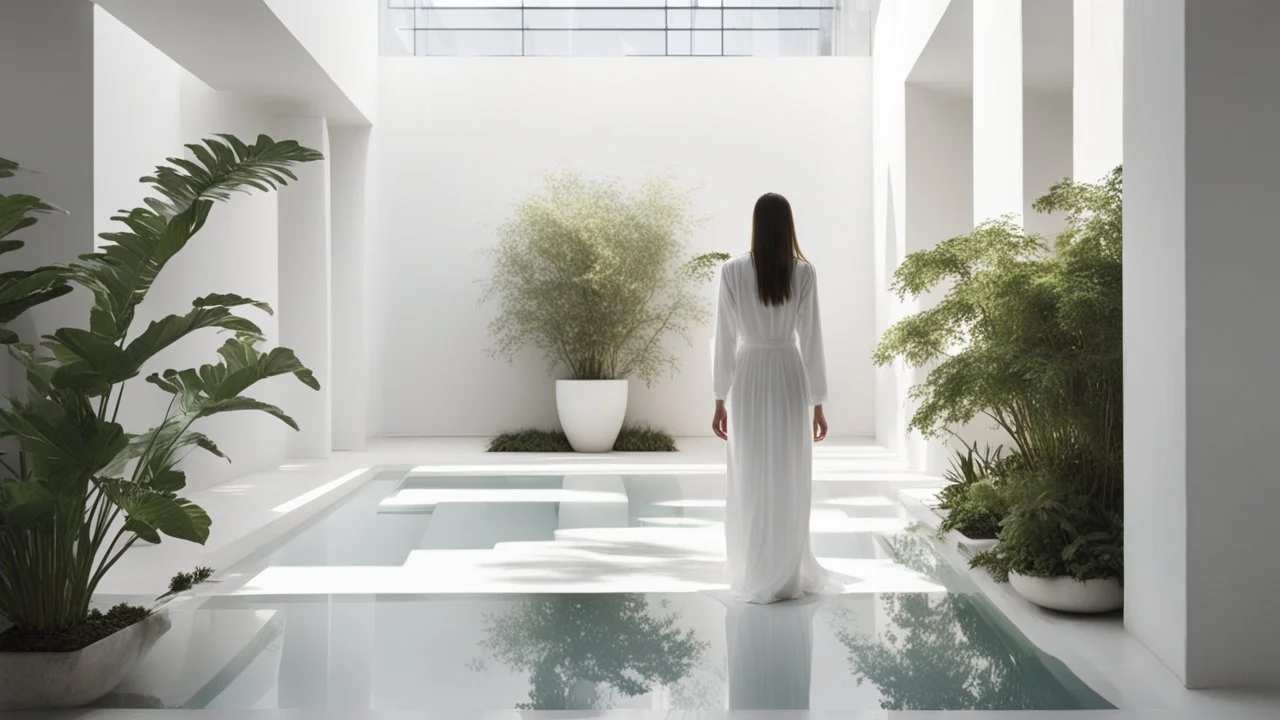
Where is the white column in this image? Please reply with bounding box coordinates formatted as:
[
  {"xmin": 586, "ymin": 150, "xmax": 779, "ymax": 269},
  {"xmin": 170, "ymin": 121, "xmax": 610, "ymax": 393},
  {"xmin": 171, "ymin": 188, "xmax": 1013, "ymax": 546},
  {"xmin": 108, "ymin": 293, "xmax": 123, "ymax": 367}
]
[
  {"xmin": 328, "ymin": 125, "xmax": 370, "ymax": 451},
  {"xmin": 972, "ymin": 0, "xmax": 1024, "ymax": 224},
  {"xmin": 0, "ymin": 0, "xmax": 96, "ymax": 395},
  {"xmin": 1073, "ymin": 0, "xmax": 1124, "ymax": 181},
  {"xmin": 1125, "ymin": 0, "xmax": 1280, "ymax": 689},
  {"xmin": 277, "ymin": 117, "xmax": 333, "ymax": 459}
]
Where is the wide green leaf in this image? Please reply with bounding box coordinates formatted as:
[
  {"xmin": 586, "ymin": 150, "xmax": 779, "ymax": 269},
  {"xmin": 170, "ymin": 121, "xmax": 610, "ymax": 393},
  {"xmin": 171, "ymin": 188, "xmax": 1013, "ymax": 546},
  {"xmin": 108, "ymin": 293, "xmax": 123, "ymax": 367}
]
[
  {"xmin": 125, "ymin": 301, "xmax": 266, "ymax": 369},
  {"xmin": 46, "ymin": 328, "xmax": 139, "ymax": 393},
  {"xmin": 147, "ymin": 338, "xmax": 319, "ymax": 419},
  {"xmin": 101, "ymin": 481, "xmax": 211, "ymax": 544},
  {"xmin": 0, "ymin": 400, "xmax": 127, "ymax": 490}
]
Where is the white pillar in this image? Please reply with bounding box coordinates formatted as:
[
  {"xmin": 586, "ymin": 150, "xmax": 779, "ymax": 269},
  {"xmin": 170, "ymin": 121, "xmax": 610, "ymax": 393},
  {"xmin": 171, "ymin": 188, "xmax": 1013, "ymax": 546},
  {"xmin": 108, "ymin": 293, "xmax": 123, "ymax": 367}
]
[
  {"xmin": 972, "ymin": 0, "xmax": 1024, "ymax": 224},
  {"xmin": 0, "ymin": 0, "xmax": 95, "ymax": 390},
  {"xmin": 277, "ymin": 117, "xmax": 332, "ymax": 459},
  {"xmin": 1073, "ymin": 0, "xmax": 1124, "ymax": 181},
  {"xmin": 1125, "ymin": 0, "xmax": 1280, "ymax": 689},
  {"xmin": 328, "ymin": 125, "xmax": 370, "ymax": 451}
]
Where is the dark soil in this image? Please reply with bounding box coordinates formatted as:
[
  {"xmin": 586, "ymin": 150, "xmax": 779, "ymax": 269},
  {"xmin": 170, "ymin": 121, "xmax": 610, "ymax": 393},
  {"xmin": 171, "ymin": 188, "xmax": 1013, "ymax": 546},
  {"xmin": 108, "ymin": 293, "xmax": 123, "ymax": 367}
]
[{"xmin": 0, "ymin": 603, "xmax": 150, "ymax": 653}]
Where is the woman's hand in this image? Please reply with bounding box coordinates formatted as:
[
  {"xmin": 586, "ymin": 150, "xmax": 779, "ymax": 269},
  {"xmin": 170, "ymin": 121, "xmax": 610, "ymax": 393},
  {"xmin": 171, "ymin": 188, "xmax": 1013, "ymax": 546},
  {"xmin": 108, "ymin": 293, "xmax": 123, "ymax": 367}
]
[
  {"xmin": 813, "ymin": 405, "xmax": 828, "ymax": 442},
  {"xmin": 712, "ymin": 400, "xmax": 728, "ymax": 440}
]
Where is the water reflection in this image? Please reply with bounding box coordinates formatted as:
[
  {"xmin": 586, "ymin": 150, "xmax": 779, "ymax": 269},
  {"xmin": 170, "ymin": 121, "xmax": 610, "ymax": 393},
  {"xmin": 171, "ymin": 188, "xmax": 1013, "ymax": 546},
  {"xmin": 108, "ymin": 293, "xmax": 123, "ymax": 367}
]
[
  {"xmin": 723, "ymin": 595, "xmax": 820, "ymax": 710},
  {"xmin": 835, "ymin": 534, "xmax": 1109, "ymax": 711},
  {"xmin": 479, "ymin": 594, "xmax": 707, "ymax": 710}
]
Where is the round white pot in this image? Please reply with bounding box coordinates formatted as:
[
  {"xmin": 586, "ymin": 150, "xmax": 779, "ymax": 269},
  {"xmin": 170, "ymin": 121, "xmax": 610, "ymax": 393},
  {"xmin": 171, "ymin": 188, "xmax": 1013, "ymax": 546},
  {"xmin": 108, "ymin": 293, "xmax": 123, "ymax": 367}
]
[
  {"xmin": 556, "ymin": 379, "xmax": 628, "ymax": 453},
  {"xmin": 1008, "ymin": 572, "xmax": 1123, "ymax": 614},
  {"xmin": 0, "ymin": 608, "xmax": 171, "ymax": 710}
]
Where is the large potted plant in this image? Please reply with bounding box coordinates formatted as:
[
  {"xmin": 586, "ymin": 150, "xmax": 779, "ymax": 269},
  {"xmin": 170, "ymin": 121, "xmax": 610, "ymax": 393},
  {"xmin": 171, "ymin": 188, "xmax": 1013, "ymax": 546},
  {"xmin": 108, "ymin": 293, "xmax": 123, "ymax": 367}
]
[
  {"xmin": 483, "ymin": 170, "xmax": 725, "ymax": 453},
  {"xmin": 0, "ymin": 135, "xmax": 322, "ymax": 709},
  {"xmin": 874, "ymin": 168, "xmax": 1123, "ymax": 613}
]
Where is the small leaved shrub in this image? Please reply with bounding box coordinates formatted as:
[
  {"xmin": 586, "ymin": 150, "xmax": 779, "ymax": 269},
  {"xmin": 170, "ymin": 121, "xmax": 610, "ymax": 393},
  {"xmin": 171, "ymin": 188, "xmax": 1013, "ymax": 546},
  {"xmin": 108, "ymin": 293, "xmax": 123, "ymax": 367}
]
[
  {"xmin": 489, "ymin": 426, "xmax": 677, "ymax": 453},
  {"xmin": 970, "ymin": 471, "xmax": 1123, "ymax": 583},
  {"xmin": 935, "ymin": 443, "xmax": 1010, "ymax": 540}
]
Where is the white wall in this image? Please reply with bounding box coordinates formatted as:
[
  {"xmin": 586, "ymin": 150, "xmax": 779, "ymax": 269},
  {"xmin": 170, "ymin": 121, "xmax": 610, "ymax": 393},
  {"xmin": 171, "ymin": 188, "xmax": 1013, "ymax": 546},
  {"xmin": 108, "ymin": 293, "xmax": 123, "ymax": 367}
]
[
  {"xmin": 0, "ymin": 0, "xmax": 96, "ymax": 370},
  {"xmin": 95, "ymin": 9, "xmax": 294, "ymax": 492},
  {"xmin": 1072, "ymin": 0, "xmax": 1122, "ymax": 182},
  {"xmin": 972, "ymin": 0, "xmax": 1023, "ymax": 223},
  {"xmin": 1023, "ymin": 89, "xmax": 1073, "ymax": 237},
  {"xmin": 1126, "ymin": 0, "xmax": 1280, "ymax": 689},
  {"xmin": 374, "ymin": 57, "xmax": 874, "ymax": 438}
]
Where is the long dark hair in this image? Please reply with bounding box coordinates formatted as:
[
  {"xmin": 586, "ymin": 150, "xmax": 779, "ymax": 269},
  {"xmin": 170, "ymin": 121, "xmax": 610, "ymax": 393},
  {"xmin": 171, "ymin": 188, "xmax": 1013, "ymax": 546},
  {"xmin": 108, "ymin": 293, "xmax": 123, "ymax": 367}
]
[{"xmin": 750, "ymin": 192, "xmax": 807, "ymax": 306}]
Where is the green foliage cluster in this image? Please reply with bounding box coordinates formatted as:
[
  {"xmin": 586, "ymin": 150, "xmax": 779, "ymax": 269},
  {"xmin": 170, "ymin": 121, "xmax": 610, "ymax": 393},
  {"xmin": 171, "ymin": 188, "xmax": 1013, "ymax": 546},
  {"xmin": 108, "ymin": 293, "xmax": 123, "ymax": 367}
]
[
  {"xmin": 483, "ymin": 170, "xmax": 727, "ymax": 384},
  {"xmin": 480, "ymin": 594, "xmax": 707, "ymax": 710},
  {"xmin": 488, "ymin": 426, "xmax": 677, "ymax": 453},
  {"xmin": 0, "ymin": 136, "xmax": 321, "ymax": 640},
  {"xmin": 875, "ymin": 168, "xmax": 1123, "ymax": 582},
  {"xmin": 936, "ymin": 444, "xmax": 1012, "ymax": 541}
]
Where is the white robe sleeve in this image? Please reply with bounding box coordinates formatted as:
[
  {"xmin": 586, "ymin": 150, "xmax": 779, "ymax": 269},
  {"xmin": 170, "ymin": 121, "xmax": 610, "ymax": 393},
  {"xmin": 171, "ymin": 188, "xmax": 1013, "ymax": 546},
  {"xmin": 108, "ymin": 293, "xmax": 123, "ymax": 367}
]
[
  {"xmin": 713, "ymin": 265, "xmax": 738, "ymax": 401},
  {"xmin": 798, "ymin": 265, "xmax": 828, "ymax": 406}
]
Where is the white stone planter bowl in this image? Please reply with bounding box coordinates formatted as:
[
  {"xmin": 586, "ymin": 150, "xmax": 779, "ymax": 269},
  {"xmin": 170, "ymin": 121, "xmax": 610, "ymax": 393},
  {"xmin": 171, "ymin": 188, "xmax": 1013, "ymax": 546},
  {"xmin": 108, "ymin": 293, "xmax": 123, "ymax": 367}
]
[
  {"xmin": 1008, "ymin": 572, "xmax": 1123, "ymax": 614},
  {"xmin": 0, "ymin": 608, "xmax": 171, "ymax": 710},
  {"xmin": 556, "ymin": 379, "xmax": 628, "ymax": 453}
]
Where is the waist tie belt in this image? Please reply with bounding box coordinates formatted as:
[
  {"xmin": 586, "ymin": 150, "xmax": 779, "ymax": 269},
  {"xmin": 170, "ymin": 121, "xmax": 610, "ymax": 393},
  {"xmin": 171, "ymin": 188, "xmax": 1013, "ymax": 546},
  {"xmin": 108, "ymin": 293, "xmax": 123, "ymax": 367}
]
[{"xmin": 741, "ymin": 341, "xmax": 797, "ymax": 349}]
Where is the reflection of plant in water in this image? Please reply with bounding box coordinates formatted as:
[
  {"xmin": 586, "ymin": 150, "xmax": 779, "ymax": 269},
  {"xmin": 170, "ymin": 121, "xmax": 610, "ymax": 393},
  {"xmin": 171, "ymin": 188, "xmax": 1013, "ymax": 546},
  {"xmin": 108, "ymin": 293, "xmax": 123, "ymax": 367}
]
[
  {"xmin": 481, "ymin": 594, "xmax": 707, "ymax": 710},
  {"xmin": 838, "ymin": 535, "xmax": 1091, "ymax": 710},
  {"xmin": 665, "ymin": 656, "xmax": 728, "ymax": 710}
]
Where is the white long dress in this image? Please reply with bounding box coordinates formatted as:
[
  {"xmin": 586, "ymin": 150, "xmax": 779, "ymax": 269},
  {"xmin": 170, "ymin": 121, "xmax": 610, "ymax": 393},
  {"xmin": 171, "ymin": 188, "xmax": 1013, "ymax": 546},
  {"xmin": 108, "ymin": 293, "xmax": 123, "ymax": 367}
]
[{"xmin": 714, "ymin": 254, "xmax": 839, "ymax": 604}]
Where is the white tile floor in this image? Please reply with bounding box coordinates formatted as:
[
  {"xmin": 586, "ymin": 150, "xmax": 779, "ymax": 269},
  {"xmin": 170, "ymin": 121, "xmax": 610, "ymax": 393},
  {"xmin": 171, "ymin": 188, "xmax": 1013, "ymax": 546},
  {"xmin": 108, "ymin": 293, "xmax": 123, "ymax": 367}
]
[{"xmin": 32, "ymin": 437, "xmax": 1280, "ymax": 719}]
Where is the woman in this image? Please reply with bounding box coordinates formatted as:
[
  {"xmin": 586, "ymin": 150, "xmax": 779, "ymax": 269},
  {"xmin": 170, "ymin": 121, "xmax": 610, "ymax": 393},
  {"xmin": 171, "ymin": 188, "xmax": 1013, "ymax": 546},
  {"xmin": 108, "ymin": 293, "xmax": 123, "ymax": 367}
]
[{"xmin": 712, "ymin": 192, "xmax": 838, "ymax": 604}]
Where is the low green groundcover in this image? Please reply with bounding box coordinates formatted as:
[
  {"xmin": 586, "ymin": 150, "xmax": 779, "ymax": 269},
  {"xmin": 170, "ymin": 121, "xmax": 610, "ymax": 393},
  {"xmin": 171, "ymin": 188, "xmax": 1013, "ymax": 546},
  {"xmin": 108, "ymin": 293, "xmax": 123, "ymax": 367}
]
[
  {"xmin": 489, "ymin": 426, "xmax": 677, "ymax": 452},
  {"xmin": 0, "ymin": 603, "xmax": 149, "ymax": 653}
]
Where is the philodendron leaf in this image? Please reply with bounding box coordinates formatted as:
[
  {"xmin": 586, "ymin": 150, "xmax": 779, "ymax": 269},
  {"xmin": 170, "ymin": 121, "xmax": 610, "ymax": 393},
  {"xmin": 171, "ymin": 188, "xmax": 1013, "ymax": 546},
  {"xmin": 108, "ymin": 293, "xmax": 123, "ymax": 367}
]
[
  {"xmin": 147, "ymin": 337, "xmax": 319, "ymax": 416},
  {"xmin": 0, "ymin": 399, "xmax": 127, "ymax": 490},
  {"xmin": 191, "ymin": 397, "xmax": 300, "ymax": 430},
  {"xmin": 0, "ymin": 480, "xmax": 59, "ymax": 529},
  {"xmin": 101, "ymin": 480, "xmax": 211, "ymax": 544},
  {"xmin": 45, "ymin": 327, "xmax": 140, "ymax": 394},
  {"xmin": 193, "ymin": 293, "xmax": 274, "ymax": 316},
  {"xmin": 124, "ymin": 304, "xmax": 265, "ymax": 369}
]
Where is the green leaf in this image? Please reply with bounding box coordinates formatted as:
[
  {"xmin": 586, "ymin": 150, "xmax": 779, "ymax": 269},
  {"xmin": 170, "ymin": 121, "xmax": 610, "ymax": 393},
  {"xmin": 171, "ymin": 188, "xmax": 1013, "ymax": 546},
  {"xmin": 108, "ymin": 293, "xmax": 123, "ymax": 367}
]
[
  {"xmin": 192, "ymin": 293, "xmax": 274, "ymax": 316},
  {"xmin": 146, "ymin": 337, "xmax": 319, "ymax": 423},
  {"xmin": 45, "ymin": 328, "xmax": 140, "ymax": 393},
  {"xmin": 62, "ymin": 135, "xmax": 321, "ymax": 343},
  {"xmin": 124, "ymin": 304, "xmax": 265, "ymax": 369},
  {"xmin": 102, "ymin": 481, "xmax": 211, "ymax": 544},
  {"xmin": 151, "ymin": 469, "xmax": 187, "ymax": 494},
  {"xmin": 0, "ymin": 400, "xmax": 127, "ymax": 490},
  {"xmin": 0, "ymin": 480, "xmax": 58, "ymax": 528},
  {"xmin": 192, "ymin": 397, "xmax": 300, "ymax": 430},
  {"xmin": 124, "ymin": 517, "xmax": 162, "ymax": 544}
]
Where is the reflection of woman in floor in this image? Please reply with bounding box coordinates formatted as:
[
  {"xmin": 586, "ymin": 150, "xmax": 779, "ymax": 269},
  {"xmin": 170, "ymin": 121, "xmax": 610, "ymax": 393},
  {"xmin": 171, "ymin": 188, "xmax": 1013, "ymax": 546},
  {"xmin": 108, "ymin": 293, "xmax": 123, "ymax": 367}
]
[
  {"xmin": 721, "ymin": 592, "xmax": 822, "ymax": 710},
  {"xmin": 712, "ymin": 192, "xmax": 840, "ymax": 604}
]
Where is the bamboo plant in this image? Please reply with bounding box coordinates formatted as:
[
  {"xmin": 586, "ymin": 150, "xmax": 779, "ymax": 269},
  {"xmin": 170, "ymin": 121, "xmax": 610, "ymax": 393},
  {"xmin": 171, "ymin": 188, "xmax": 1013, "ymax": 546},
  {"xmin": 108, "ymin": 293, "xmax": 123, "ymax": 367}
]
[
  {"xmin": 482, "ymin": 170, "xmax": 728, "ymax": 385},
  {"xmin": 0, "ymin": 135, "xmax": 321, "ymax": 637}
]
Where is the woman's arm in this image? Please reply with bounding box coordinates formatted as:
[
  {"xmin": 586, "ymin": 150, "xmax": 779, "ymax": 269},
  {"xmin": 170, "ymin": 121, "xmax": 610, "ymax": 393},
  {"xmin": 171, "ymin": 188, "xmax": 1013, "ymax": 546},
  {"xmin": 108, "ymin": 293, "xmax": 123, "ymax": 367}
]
[
  {"xmin": 798, "ymin": 264, "xmax": 828, "ymax": 407},
  {"xmin": 713, "ymin": 265, "xmax": 738, "ymax": 402}
]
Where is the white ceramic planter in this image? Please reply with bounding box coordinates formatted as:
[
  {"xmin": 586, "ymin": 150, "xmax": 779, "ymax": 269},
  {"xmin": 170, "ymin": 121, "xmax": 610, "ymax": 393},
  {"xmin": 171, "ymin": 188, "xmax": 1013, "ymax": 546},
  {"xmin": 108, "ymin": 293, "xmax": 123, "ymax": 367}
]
[
  {"xmin": 556, "ymin": 379, "xmax": 628, "ymax": 453},
  {"xmin": 0, "ymin": 609, "xmax": 171, "ymax": 710},
  {"xmin": 1008, "ymin": 572, "xmax": 1123, "ymax": 614},
  {"xmin": 943, "ymin": 529, "xmax": 998, "ymax": 557}
]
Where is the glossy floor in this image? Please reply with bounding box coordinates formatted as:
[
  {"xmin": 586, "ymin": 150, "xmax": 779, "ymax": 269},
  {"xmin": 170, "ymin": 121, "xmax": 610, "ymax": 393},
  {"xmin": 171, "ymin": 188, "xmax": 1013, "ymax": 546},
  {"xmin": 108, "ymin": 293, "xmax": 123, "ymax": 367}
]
[{"xmin": 100, "ymin": 469, "xmax": 1109, "ymax": 712}]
